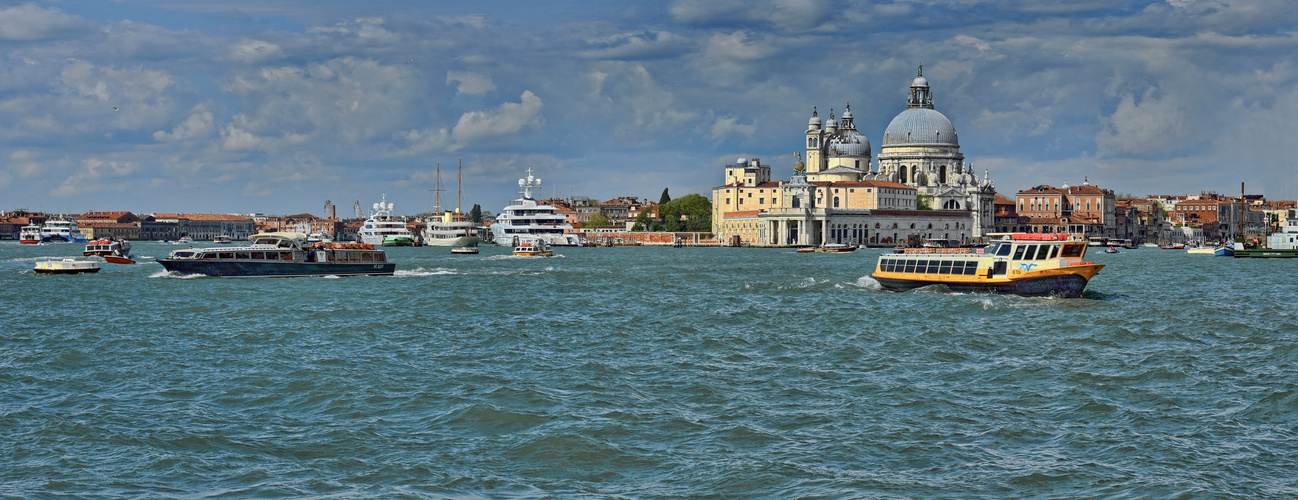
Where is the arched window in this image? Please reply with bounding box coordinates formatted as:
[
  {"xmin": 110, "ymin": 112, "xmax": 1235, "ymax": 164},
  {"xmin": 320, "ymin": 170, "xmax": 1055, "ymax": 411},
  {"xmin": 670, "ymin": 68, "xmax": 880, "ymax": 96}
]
[
  {"xmin": 939, "ymin": 165, "xmax": 947, "ymax": 184},
  {"xmin": 899, "ymin": 165, "xmax": 908, "ymax": 183},
  {"xmin": 834, "ymin": 196, "xmax": 840, "ymax": 208}
]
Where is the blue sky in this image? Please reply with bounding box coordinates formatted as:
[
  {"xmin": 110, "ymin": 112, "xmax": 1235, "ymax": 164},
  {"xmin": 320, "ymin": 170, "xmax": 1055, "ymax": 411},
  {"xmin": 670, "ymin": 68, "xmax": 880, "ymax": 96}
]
[{"xmin": 1, "ymin": 0, "xmax": 1295, "ymax": 216}]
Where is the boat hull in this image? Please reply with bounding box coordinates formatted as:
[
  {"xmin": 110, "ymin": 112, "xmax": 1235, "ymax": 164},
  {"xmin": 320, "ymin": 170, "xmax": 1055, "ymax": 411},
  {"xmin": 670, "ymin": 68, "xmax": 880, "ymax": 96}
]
[
  {"xmin": 157, "ymin": 259, "xmax": 396, "ymax": 277},
  {"xmin": 423, "ymin": 235, "xmax": 479, "ymax": 247},
  {"xmin": 872, "ymin": 272, "xmax": 1095, "ymax": 298},
  {"xmin": 1233, "ymin": 248, "xmax": 1298, "ymax": 258}
]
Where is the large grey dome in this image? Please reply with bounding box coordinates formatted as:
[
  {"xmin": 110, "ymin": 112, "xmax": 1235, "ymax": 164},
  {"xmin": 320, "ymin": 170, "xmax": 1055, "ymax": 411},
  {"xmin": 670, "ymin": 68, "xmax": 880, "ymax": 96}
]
[{"xmin": 882, "ymin": 108, "xmax": 958, "ymax": 146}]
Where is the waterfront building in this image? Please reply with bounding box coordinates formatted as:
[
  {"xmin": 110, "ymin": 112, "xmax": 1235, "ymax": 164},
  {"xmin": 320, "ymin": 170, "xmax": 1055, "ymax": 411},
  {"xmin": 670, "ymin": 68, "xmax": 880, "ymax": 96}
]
[
  {"xmin": 1014, "ymin": 180, "xmax": 1117, "ymax": 239},
  {"xmin": 0, "ymin": 210, "xmax": 48, "ymax": 240},
  {"xmin": 153, "ymin": 213, "xmax": 255, "ymax": 240}
]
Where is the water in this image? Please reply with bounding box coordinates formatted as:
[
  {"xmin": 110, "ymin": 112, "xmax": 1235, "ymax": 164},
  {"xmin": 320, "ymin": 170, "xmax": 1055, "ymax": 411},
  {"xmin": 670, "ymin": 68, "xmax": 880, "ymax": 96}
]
[{"xmin": 3, "ymin": 242, "xmax": 1296, "ymax": 498}]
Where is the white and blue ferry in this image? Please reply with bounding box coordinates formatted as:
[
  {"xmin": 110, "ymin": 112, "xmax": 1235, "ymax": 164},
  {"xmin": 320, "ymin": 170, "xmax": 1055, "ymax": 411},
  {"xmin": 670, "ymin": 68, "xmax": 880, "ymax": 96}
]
[{"xmin": 157, "ymin": 232, "xmax": 396, "ymax": 277}]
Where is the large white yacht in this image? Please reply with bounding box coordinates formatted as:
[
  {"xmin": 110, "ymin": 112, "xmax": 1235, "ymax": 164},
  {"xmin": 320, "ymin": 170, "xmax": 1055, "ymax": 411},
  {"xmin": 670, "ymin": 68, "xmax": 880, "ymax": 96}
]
[
  {"xmin": 40, "ymin": 218, "xmax": 87, "ymax": 243},
  {"xmin": 422, "ymin": 161, "xmax": 479, "ymax": 247},
  {"xmin": 491, "ymin": 168, "xmax": 580, "ymax": 247},
  {"xmin": 356, "ymin": 192, "xmax": 415, "ymax": 246}
]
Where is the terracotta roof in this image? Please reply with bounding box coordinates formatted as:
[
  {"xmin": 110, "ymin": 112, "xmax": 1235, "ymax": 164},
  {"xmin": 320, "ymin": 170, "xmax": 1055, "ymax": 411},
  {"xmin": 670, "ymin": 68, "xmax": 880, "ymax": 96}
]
[
  {"xmin": 723, "ymin": 210, "xmax": 761, "ymax": 217},
  {"xmin": 160, "ymin": 213, "xmax": 253, "ymax": 221}
]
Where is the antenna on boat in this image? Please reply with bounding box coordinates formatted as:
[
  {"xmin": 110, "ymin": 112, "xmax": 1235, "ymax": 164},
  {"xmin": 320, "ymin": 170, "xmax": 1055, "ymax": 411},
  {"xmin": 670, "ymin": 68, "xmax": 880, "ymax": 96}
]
[{"xmin": 457, "ymin": 158, "xmax": 463, "ymax": 214}]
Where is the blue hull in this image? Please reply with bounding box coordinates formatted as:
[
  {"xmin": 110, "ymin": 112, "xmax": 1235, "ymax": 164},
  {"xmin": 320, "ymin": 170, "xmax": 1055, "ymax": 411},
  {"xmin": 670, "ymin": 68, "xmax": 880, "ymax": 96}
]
[
  {"xmin": 157, "ymin": 260, "xmax": 395, "ymax": 277},
  {"xmin": 873, "ymin": 273, "xmax": 1092, "ymax": 298},
  {"xmin": 41, "ymin": 235, "xmax": 88, "ymax": 244}
]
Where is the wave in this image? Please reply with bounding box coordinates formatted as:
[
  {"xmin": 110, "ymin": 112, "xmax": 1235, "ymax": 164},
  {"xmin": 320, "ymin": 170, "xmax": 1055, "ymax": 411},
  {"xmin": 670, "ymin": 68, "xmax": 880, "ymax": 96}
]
[
  {"xmin": 394, "ymin": 267, "xmax": 459, "ymax": 277},
  {"xmin": 149, "ymin": 270, "xmax": 206, "ymax": 279}
]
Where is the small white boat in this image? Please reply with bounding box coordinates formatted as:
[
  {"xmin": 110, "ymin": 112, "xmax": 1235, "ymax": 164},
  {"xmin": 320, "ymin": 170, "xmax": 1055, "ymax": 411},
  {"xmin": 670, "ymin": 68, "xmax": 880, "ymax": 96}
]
[
  {"xmin": 35, "ymin": 258, "xmax": 100, "ymax": 274},
  {"xmin": 177, "ymin": 236, "xmax": 194, "ymax": 245},
  {"xmin": 451, "ymin": 246, "xmax": 479, "ymax": 255},
  {"xmin": 213, "ymin": 234, "xmax": 233, "ymax": 244}
]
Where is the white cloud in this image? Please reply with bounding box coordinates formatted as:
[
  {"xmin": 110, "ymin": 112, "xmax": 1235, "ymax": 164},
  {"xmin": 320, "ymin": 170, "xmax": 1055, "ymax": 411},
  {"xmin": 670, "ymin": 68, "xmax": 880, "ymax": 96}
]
[
  {"xmin": 228, "ymin": 39, "xmax": 285, "ymax": 64},
  {"xmin": 0, "ymin": 3, "xmax": 92, "ymax": 41},
  {"xmin": 451, "ymin": 90, "xmax": 545, "ymax": 145},
  {"xmin": 446, "ymin": 71, "xmax": 496, "ymax": 95},
  {"xmin": 579, "ymin": 31, "xmax": 692, "ymax": 60},
  {"xmin": 51, "ymin": 157, "xmax": 138, "ymax": 197},
  {"xmin": 711, "ymin": 116, "xmax": 757, "ymax": 142},
  {"xmin": 153, "ymin": 106, "xmax": 215, "ymax": 142},
  {"xmin": 1096, "ymin": 87, "xmax": 1193, "ymax": 158}
]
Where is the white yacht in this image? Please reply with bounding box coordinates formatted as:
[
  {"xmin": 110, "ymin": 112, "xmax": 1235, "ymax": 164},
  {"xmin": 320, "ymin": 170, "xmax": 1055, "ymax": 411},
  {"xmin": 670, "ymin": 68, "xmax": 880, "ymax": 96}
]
[
  {"xmin": 422, "ymin": 161, "xmax": 480, "ymax": 247},
  {"xmin": 491, "ymin": 168, "xmax": 580, "ymax": 247},
  {"xmin": 357, "ymin": 192, "xmax": 415, "ymax": 246},
  {"xmin": 39, "ymin": 218, "xmax": 87, "ymax": 243},
  {"xmin": 19, "ymin": 223, "xmax": 41, "ymax": 244}
]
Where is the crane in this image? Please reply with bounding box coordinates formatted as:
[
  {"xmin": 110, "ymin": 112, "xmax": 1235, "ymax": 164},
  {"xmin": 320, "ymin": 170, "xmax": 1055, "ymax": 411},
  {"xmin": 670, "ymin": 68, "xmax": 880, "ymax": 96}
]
[{"xmin": 354, "ymin": 201, "xmax": 363, "ymax": 219}]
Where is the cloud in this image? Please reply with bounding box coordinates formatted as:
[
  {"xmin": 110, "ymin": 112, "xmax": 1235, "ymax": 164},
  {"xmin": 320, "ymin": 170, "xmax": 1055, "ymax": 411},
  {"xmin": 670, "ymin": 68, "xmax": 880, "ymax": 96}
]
[
  {"xmin": 51, "ymin": 157, "xmax": 138, "ymax": 197},
  {"xmin": 579, "ymin": 31, "xmax": 692, "ymax": 60},
  {"xmin": 451, "ymin": 90, "xmax": 545, "ymax": 144},
  {"xmin": 711, "ymin": 116, "xmax": 756, "ymax": 142},
  {"xmin": 154, "ymin": 106, "xmax": 215, "ymax": 142},
  {"xmin": 228, "ymin": 39, "xmax": 285, "ymax": 64},
  {"xmin": 446, "ymin": 71, "xmax": 496, "ymax": 95},
  {"xmin": 668, "ymin": 0, "xmax": 837, "ymax": 32},
  {"xmin": 0, "ymin": 3, "xmax": 93, "ymax": 41}
]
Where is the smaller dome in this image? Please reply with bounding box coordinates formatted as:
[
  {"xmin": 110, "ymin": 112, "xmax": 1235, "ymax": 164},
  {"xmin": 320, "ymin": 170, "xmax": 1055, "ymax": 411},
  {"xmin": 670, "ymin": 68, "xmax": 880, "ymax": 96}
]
[
  {"xmin": 912, "ymin": 76, "xmax": 929, "ymax": 87},
  {"xmin": 808, "ymin": 107, "xmax": 822, "ymax": 129}
]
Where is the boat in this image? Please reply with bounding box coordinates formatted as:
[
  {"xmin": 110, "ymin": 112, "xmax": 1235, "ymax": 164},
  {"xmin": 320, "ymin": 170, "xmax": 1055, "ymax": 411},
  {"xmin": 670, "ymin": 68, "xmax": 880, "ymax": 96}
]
[
  {"xmin": 357, "ymin": 192, "xmax": 415, "ymax": 246},
  {"xmin": 84, "ymin": 237, "xmax": 133, "ymax": 259},
  {"xmin": 35, "ymin": 258, "xmax": 100, "ymax": 274},
  {"xmin": 156, "ymin": 232, "xmax": 397, "ymax": 277},
  {"xmin": 1103, "ymin": 246, "xmax": 1119, "ymax": 254},
  {"xmin": 1187, "ymin": 247, "xmax": 1215, "ymax": 254},
  {"xmin": 39, "ymin": 218, "xmax": 87, "ymax": 243},
  {"xmin": 1142, "ymin": 243, "xmax": 1160, "ymax": 248},
  {"xmin": 450, "ymin": 246, "xmax": 479, "ymax": 255},
  {"xmin": 19, "ymin": 224, "xmax": 41, "ymax": 245},
  {"xmin": 1087, "ymin": 237, "xmax": 1107, "ymax": 247},
  {"xmin": 307, "ymin": 231, "xmax": 333, "ymax": 244},
  {"xmin": 797, "ymin": 243, "xmax": 858, "ymax": 253},
  {"xmin": 1160, "ymin": 243, "xmax": 1185, "ymax": 250},
  {"xmin": 1234, "ymin": 218, "xmax": 1298, "ymax": 258},
  {"xmin": 512, "ymin": 239, "xmax": 553, "ymax": 257},
  {"xmin": 491, "ymin": 168, "xmax": 581, "ymax": 247},
  {"xmin": 423, "ymin": 212, "xmax": 479, "ymax": 247},
  {"xmin": 213, "ymin": 234, "xmax": 233, "ymax": 244},
  {"xmin": 1214, "ymin": 244, "xmax": 1234, "ymax": 257},
  {"xmin": 177, "ymin": 236, "xmax": 193, "ymax": 245},
  {"xmin": 871, "ymin": 233, "xmax": 1105, "ymax": 298}
]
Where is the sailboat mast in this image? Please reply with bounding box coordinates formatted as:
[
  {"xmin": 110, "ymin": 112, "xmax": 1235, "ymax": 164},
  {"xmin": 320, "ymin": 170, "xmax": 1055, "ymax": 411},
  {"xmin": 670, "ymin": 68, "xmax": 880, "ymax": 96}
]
[{"xmin": 457, "ymin": 158, "xmax": 463, "ymax": 214}]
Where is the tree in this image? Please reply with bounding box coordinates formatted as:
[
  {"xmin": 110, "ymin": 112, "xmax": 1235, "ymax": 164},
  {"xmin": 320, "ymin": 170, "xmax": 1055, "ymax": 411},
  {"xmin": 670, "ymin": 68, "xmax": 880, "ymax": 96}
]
[
  {"xmin": 917, "ymin": 193, "xmax": 934, "ymax": 210},
  {"xmin": 658, "ymin": 188, "xmax": 671, "ymax": 216},
  {"xmin": 585, "ymin": 212, "xmax": 612, "ymax": 229},
  {"xmin": 632, "ymin": 206, "xmax": 653, "ymax": 231},
  {"xmin": 469, "ymin": 204, "xmax": 482, "ymax": 223},
  {"xmin": 659, "ymin": 194, "xmax": 712, "ymax": 232}
]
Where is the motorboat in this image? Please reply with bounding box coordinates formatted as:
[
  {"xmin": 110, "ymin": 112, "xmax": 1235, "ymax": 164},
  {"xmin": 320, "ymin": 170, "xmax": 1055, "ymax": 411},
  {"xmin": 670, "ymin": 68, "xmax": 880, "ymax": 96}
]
[
  {"xmin": 1160, "ymin": 243, "xmax": 1185, "ymax": 250},
  {"xmin": 19, "ymin": 224, "xmax": 41, "ymax": 245},
  {"xmin": 1187, "ymin": 247, "xmax": 1215, "ymax": 255},
  {"xmin": 39, "ymin": 218, "xmax": 87, "ymax": 243},
  {"xmin": 357, "ymin": 192, "xmax": 415, "ymax": 246},
  {"xmin": 513, "ymin": 239, "xmax": 553, "ymax": 257},
  {"xmin": 871, "ymin": 233, "xmax": 1104, "ymax": 298},
  {"xmin": 450, "ymin": 246, "xmax": 479, "ymax": 255},
  {"xmin": 35, "ymin": 258, "xmax": 100, "ymax": 274},
  {"xmin": 213, "ymin": 234, "xmax": 233, "ymax": 244},
  {"xmin": 157, "ymin": 232, "xmax": 396, "ymax": 277},
  {"xmin": 491, "ymin": 168, "xmax": 580, "ymax": 247},
  {"xmin": 307, "ymin": 232, "xmax": 334, "ymax": 244},
  {"xmin": 177, "ymin": 236, "xmax": 194, "ymax": 245},
  {"xmin": 84, "ymin": 237, "xmax": 133, "ymax": 260},
  {"xmin": 1103, "ymin": 246, "xmax": 1119, "ymax": 254},
  {"xmin": 1214, "ymin": 244, "xmax": 1235, "ymax": 257}
]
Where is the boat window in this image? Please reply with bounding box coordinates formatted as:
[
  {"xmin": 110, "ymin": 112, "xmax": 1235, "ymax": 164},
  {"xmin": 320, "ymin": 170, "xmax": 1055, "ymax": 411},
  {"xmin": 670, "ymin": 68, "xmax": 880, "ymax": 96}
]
[
  {"xmin": 1034, "ymin": 245, "xmax": 1051, "ymax": 260},
  {"xmin": 281, "ymin": 252, "xmax": 293, "ymax": 260},
  {"xmin": 925, "ymin": 260, "xmax": 939, "ymax": 274},
  {"xmin": 173, "ymin": 251, "xmax": 194, "ymax": 258},
  {"xmin": 1012, "ymin": 245, "xmax": 1027, "ymax": 260},
  {"xmin": 995, "ymin": 243, "xmax": 1012, "ymax": 256},
  {"xmin": 964, "ymin": 261, "xmax": 977, "ymax": 275},
  {"xmin": 886, "ymin": 260, "xmax": 896, "ymax": 273},
  {"xmin": 362, "ymin": 252, "xmax": 373, "ymax": 262},
  {"xmin": 251, "ymin": 251, "xmax": 265, "ymax": 259},
  {"xmin": 218, "ymin": 252, "xmax": 234, "ymax": 259},
  {"xmin": 904, "ymin": 259, "xmax": 917, "ymax": 273},
  {"xmin": 236, "ymin": 252, "xmax": 250, "ymax": 259},
  {"xmin": 1048, "ymin": 246, "xmax": 1059, "ymax": 259},
  {"xmin": 375, "ymin": 253, "xmax": 386, "ymax": 262},
  {"xmin": 938, "ymin": 260, "xmax": 952, "ymax": 274},
  {"xmin": 1061, "ymin": 244, "xmax": 1084, "ymax": 258}
]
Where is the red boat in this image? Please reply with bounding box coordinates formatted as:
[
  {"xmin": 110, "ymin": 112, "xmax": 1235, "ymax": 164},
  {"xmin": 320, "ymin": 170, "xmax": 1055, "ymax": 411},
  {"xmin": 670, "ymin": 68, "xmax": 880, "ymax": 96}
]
[{"xmin": 19, "ymin": 224, "xmax": 41, "ymax": 244}]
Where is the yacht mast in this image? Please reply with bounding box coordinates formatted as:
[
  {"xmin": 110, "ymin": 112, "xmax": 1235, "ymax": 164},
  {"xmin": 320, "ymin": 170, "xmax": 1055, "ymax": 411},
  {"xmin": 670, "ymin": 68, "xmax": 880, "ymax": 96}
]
[
  {"xmin": 457, "ymin": 158, "xmax": 463, "ymax": 214},
  {"xmin": 429, "ymin": 162, "xmax": 446, "ymax": 214}
]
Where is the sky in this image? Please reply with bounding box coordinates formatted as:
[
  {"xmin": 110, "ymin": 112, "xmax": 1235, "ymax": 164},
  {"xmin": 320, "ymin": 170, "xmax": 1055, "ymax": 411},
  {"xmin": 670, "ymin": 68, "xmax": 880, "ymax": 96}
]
[{"xmin": 1, "ymin": 0, "xmax": 1295, "ymax": 217}]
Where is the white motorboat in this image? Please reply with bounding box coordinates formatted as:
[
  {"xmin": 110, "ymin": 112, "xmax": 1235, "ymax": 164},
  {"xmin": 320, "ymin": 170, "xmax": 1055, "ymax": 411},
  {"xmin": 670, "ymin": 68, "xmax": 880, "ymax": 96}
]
[
  {"xmin": 491, "ymin": 168, "xmax": 580, "ymax": 247},
  {"xmin": 513, "ymin": 239, "xmax": 553, "ymax": 257},
  {"xmin": 84, "ymin": 237, "xmax": 133, "ymax": 258},
  {"xmin": 39, "ymin": 218, "xmax": 87, "ymax": 243},
  {"xmin": 35, "ymin": 258, "xmax": 100, "ymax": 274},
  {"xmin": 213, "ymin": 234, "xmax": 233, "ymax": 244},
  {"xmin": 357, "ymin": 192, "xmax": 415, "ymax": 246}
]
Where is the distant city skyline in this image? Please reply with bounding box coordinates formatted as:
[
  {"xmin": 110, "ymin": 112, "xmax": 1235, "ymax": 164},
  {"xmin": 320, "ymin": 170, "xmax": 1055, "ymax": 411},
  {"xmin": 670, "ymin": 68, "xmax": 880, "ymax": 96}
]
[{"xmin": 1, "ymin": 0, "xmax": 1295, "ymax": 215}]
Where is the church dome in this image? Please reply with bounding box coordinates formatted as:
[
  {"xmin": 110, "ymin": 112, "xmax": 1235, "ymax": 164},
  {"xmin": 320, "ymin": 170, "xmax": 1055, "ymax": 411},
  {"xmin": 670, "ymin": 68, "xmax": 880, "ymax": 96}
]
[
  {"xmin": 828, "ymin": 129, "xmax": 871, "ymax": 157},
  {"xmin": 882, "ymin": 108, "xmax": 958, "ymax": 146},
  {"xmin": 808, "ymin": 108, "xmax": 822, "ymax": 129}
]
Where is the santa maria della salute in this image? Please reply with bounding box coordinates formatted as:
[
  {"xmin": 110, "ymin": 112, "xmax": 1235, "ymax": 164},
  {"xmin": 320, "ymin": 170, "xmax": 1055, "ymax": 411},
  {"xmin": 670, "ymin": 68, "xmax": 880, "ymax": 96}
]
[{"xmin": 712, "ymin": 68, "xmax": 998, "ymax": 247}]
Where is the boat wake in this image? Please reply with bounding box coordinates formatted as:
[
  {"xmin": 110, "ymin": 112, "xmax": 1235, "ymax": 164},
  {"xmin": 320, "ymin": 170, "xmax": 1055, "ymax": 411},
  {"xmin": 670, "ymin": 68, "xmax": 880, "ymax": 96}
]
[
  {"xmin": 395, "ymin": 267, "xmax": 459, "ymax": 277},
  {"xmin": 149, "ymin": 270, "xmax": 206, "ymax": 279},
  {"xmin": 851, "ymin": 275, "xmax": 883, "ymax": 291}
]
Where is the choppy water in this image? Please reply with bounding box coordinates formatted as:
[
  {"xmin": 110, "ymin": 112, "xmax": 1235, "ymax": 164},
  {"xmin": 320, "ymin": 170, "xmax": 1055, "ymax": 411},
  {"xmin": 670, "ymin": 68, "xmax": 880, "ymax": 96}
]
[{"xmin": 2, "ymin": 241, "xmax": 1296, "ymax": 498}]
